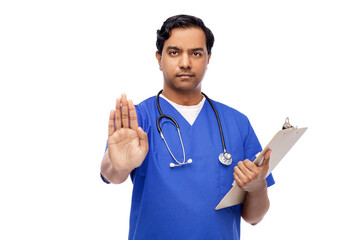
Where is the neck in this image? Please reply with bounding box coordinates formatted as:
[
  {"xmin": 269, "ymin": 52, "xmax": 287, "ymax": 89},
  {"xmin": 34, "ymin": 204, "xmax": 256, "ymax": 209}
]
[{"xmin": 162, "ymin": 86, "xmax": 203, "ymax": 106}]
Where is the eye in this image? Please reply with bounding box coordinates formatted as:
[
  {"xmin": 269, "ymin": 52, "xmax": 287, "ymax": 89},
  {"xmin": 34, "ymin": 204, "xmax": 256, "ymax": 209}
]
[
  {"xmin": 169, "ymin": 51, "xmax": 179, "ymax": 56},
  {"xmin": 192, "ymin": 52, "xmax": 203, "ymax": 57}
]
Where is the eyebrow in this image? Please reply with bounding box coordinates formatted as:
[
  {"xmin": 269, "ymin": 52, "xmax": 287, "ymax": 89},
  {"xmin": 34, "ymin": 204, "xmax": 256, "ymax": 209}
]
[
  {"xmin": 190, "ymin": 48, "xmax": 205, "ymax": 52},
  {"xmin": 166, "ymin": 46, "xmax": 205, "ymax": 52},
  {"xmin": 166, "ymin": 46, "xmax": 181, "ymax": 51}
]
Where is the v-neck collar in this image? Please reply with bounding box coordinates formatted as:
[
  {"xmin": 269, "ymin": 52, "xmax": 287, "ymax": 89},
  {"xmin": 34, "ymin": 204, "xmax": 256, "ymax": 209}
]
[{"xmin": 158, "ymin": 97, "xmax": 208, "ymax": 133}]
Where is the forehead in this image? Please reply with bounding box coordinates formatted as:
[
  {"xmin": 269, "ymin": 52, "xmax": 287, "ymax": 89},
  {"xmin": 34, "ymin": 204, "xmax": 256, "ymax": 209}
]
[{"xmin": 164, "ymin": 27, "xmax": 207, "ymax": 50}]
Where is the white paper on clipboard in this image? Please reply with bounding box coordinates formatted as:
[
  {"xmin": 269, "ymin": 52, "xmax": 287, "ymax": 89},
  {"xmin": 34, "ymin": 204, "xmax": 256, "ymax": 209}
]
[{"xmin": 215, "ymin": 126, "xmax": 307, "ymax": 210}]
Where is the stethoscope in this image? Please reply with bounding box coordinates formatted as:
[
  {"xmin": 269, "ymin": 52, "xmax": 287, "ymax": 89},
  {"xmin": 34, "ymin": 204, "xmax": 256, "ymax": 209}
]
[{"xmin": 156, "ymin": 90, "xmax": 232, "ymax": 167}]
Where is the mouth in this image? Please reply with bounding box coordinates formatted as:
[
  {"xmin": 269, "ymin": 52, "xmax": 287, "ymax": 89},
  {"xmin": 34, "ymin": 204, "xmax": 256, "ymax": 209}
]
[{"xmin": 176, "ymin": 74, "xmax": 195, "ymax": 78}]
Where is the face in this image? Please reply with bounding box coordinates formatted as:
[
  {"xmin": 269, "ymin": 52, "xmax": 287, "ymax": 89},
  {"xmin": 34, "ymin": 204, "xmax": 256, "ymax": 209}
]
[{"xmin": 156, "ymin": 27, "xmax": 211, "ymax": 94}]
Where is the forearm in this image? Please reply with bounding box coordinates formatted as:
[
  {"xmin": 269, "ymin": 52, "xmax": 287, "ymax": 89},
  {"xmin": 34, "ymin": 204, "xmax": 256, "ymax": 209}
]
[
  {"xmin": 100, "ymin": 150, "xmax": 132, "ymax": 184},
  {"xmin": 241, "ymin": 182, "xmax": 270, "ymax": 225}
]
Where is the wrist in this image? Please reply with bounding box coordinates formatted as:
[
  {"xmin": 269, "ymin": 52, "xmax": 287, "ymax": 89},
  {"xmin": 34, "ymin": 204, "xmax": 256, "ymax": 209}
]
[
  {"xmin": 101, "ymin": 150, "xmax": 132, "ymax": 184},
  {"xmin": 248, "ymin": 179, "xmax": 267, "ymax": 195}
]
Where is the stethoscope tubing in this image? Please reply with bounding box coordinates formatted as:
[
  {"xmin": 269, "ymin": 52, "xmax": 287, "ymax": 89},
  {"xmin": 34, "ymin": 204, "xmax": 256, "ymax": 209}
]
[
  {"xmin": 201, "ymin": 92, "xmax": 227, "ymax": 153},
  {"xmin": 156, "ymin": 90, "xmax": 227, "ymax": 154}
]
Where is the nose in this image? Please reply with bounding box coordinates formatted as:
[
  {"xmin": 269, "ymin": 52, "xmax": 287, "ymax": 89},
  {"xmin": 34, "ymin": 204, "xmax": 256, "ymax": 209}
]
[{"xmin": 179, "ymin": 53, "xmax": 191, "ymax": 69}]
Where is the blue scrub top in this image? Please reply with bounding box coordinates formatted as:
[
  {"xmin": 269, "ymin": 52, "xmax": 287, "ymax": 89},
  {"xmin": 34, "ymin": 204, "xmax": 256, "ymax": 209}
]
[{"xmin": 106, "ymin": 96, "xmax": 274, "ymax": 240}]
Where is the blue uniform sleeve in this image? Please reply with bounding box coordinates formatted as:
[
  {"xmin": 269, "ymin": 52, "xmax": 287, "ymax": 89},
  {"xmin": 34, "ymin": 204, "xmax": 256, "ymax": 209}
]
[
  {"xmin": 266, "ymin": 173, "xmax": 275, "ymax": 187},
  {"xmin": 101, "ymin": 172, "xmax": 111, "ymax": 184}
]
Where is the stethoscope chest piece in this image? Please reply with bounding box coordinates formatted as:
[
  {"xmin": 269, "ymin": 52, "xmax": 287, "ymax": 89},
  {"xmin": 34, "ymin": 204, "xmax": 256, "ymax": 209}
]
[{"xmin": 219, "ymin": 152, "xmax": 232, "ymax": 165}]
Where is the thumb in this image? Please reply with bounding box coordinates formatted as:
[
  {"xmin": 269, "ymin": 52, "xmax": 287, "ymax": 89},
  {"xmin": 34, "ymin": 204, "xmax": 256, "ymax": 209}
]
[
  {"xmin": 260, "ymin": 149, "xmax": 272, "ymax": 169},
  {"xmin": 137, "ymin": 127, "xmax": 149, "ymax": 150}
]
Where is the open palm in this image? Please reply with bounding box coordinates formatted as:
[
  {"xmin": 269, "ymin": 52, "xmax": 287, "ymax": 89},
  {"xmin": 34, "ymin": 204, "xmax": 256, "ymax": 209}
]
[{"xmin": 108, "ymin": 94, "xmax": 148, "ymax": 171}]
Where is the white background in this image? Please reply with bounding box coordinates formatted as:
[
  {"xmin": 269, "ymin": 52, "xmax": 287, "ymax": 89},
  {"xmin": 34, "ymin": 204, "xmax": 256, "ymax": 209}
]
[{"xmin": 1, "ymin": 0, "xmax": 359, "ymax": 239}]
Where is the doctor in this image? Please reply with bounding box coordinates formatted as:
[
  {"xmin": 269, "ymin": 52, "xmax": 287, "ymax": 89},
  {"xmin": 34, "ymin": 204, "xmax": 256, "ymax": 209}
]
[{"xmin": 101, "ymin": 15, "xmax": 274, "ymax": 240}]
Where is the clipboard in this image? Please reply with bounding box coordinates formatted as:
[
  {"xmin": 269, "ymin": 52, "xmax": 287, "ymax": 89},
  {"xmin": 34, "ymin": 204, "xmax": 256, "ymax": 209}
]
[{"xmin": 215, "ymin": 118, "xmax": 307, "ymax": 210}]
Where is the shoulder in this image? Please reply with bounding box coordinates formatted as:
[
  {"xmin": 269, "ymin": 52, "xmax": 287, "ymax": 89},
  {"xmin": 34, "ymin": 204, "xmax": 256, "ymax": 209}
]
[
  {"xmin": 210, "ymin": 99, "xmax": 251, "ymax": 125},
  {"xmin": 134, "ymin": 96, "xmax": 157, "ymax": 130},
  {"xmin": 209, "ymin": 99, "xmax": 256, "ymax": 140},
  {"xmin": 136, "ymin": 96, "xmax": 156, "ymax": 112}
]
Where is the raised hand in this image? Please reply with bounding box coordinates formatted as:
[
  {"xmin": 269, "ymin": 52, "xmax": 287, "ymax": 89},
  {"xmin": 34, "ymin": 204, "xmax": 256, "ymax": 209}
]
[{"xmin": 107, "ymin": 94, "xmax": 149, "ymax": 172}]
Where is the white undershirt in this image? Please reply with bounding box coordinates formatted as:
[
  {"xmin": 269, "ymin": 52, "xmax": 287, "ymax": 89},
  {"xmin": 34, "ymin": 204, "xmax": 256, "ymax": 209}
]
[{"xmin": 160, "ymin": 94, "xmax": 206, "ymax": 126}]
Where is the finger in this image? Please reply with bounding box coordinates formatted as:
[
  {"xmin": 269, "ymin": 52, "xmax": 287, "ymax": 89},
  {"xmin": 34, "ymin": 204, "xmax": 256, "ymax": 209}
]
[
  {"xmin": 128, "ymin": 100, "xmax": 138, "ymax": 130},
  {"xmin": 234, "ymin": 166, "xmax": 250, "ymax": 186},
  {"xmin": 243, "ymin": 159, "xmax": 260, "ymax": 174},
  {"xmin": 108, "ymin": 110, "xmax": 115, "ymax": 137},
  {"xmin": 121, "ymin": 94, "xmax": 129, "ymax": 128},
  {"xmin": 115, "ymin": 98, "xmax": 121, "ymax": 130},
  {"xmin": 237, "ymin": 160, "xmax": 255, "ymax": 178},
  {"xmin": 233, "ymin": 170, "xmax": 247, "ymax": 188},
  {"xmin": 233, "ymin": 172, "xmax": 242, "ymax": 187},
  {"xmin": 137, "ymin": 127, "xmax": 149, "ymax": 152}
]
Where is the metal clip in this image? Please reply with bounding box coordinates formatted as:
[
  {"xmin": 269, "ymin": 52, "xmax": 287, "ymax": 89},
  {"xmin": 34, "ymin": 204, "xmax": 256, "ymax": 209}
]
[{"xmin": 282, "ymin": 117, "xmax": 294, "ymax": 130}]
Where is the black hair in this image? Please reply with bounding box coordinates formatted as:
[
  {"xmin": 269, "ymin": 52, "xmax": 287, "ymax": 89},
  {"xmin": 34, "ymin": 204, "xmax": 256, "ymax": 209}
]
[{"xmin": 156, "ymin": 14, "xmax": 215, "ymax": 55}]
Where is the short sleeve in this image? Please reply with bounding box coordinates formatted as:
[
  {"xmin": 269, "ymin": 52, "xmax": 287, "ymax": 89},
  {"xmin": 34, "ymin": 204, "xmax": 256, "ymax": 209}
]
[{"xmin": 266, "ymin": 173, "xmax": 275, "ymax": 187}]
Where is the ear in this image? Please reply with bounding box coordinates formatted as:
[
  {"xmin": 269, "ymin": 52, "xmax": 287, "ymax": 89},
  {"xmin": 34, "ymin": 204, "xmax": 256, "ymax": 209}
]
[
  {"xmin": 156, "ymin": 51, "xmax": 162, "ymax": 71},
  {"xmin": 207, "ymin": 53, "xmax": 211, "ymax": 64}
]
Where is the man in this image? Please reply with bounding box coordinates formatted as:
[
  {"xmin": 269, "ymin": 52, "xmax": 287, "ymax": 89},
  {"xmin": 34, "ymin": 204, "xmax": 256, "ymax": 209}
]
[{"xmin": 101, "ymin": 14, "xmax": 274, "ymax": 239}]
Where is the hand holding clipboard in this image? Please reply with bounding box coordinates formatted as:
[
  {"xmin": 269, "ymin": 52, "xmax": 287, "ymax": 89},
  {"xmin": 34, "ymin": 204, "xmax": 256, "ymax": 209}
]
[{"xmin": 215, "ymin": 118, "xmax": 307, "ymax": 210}]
